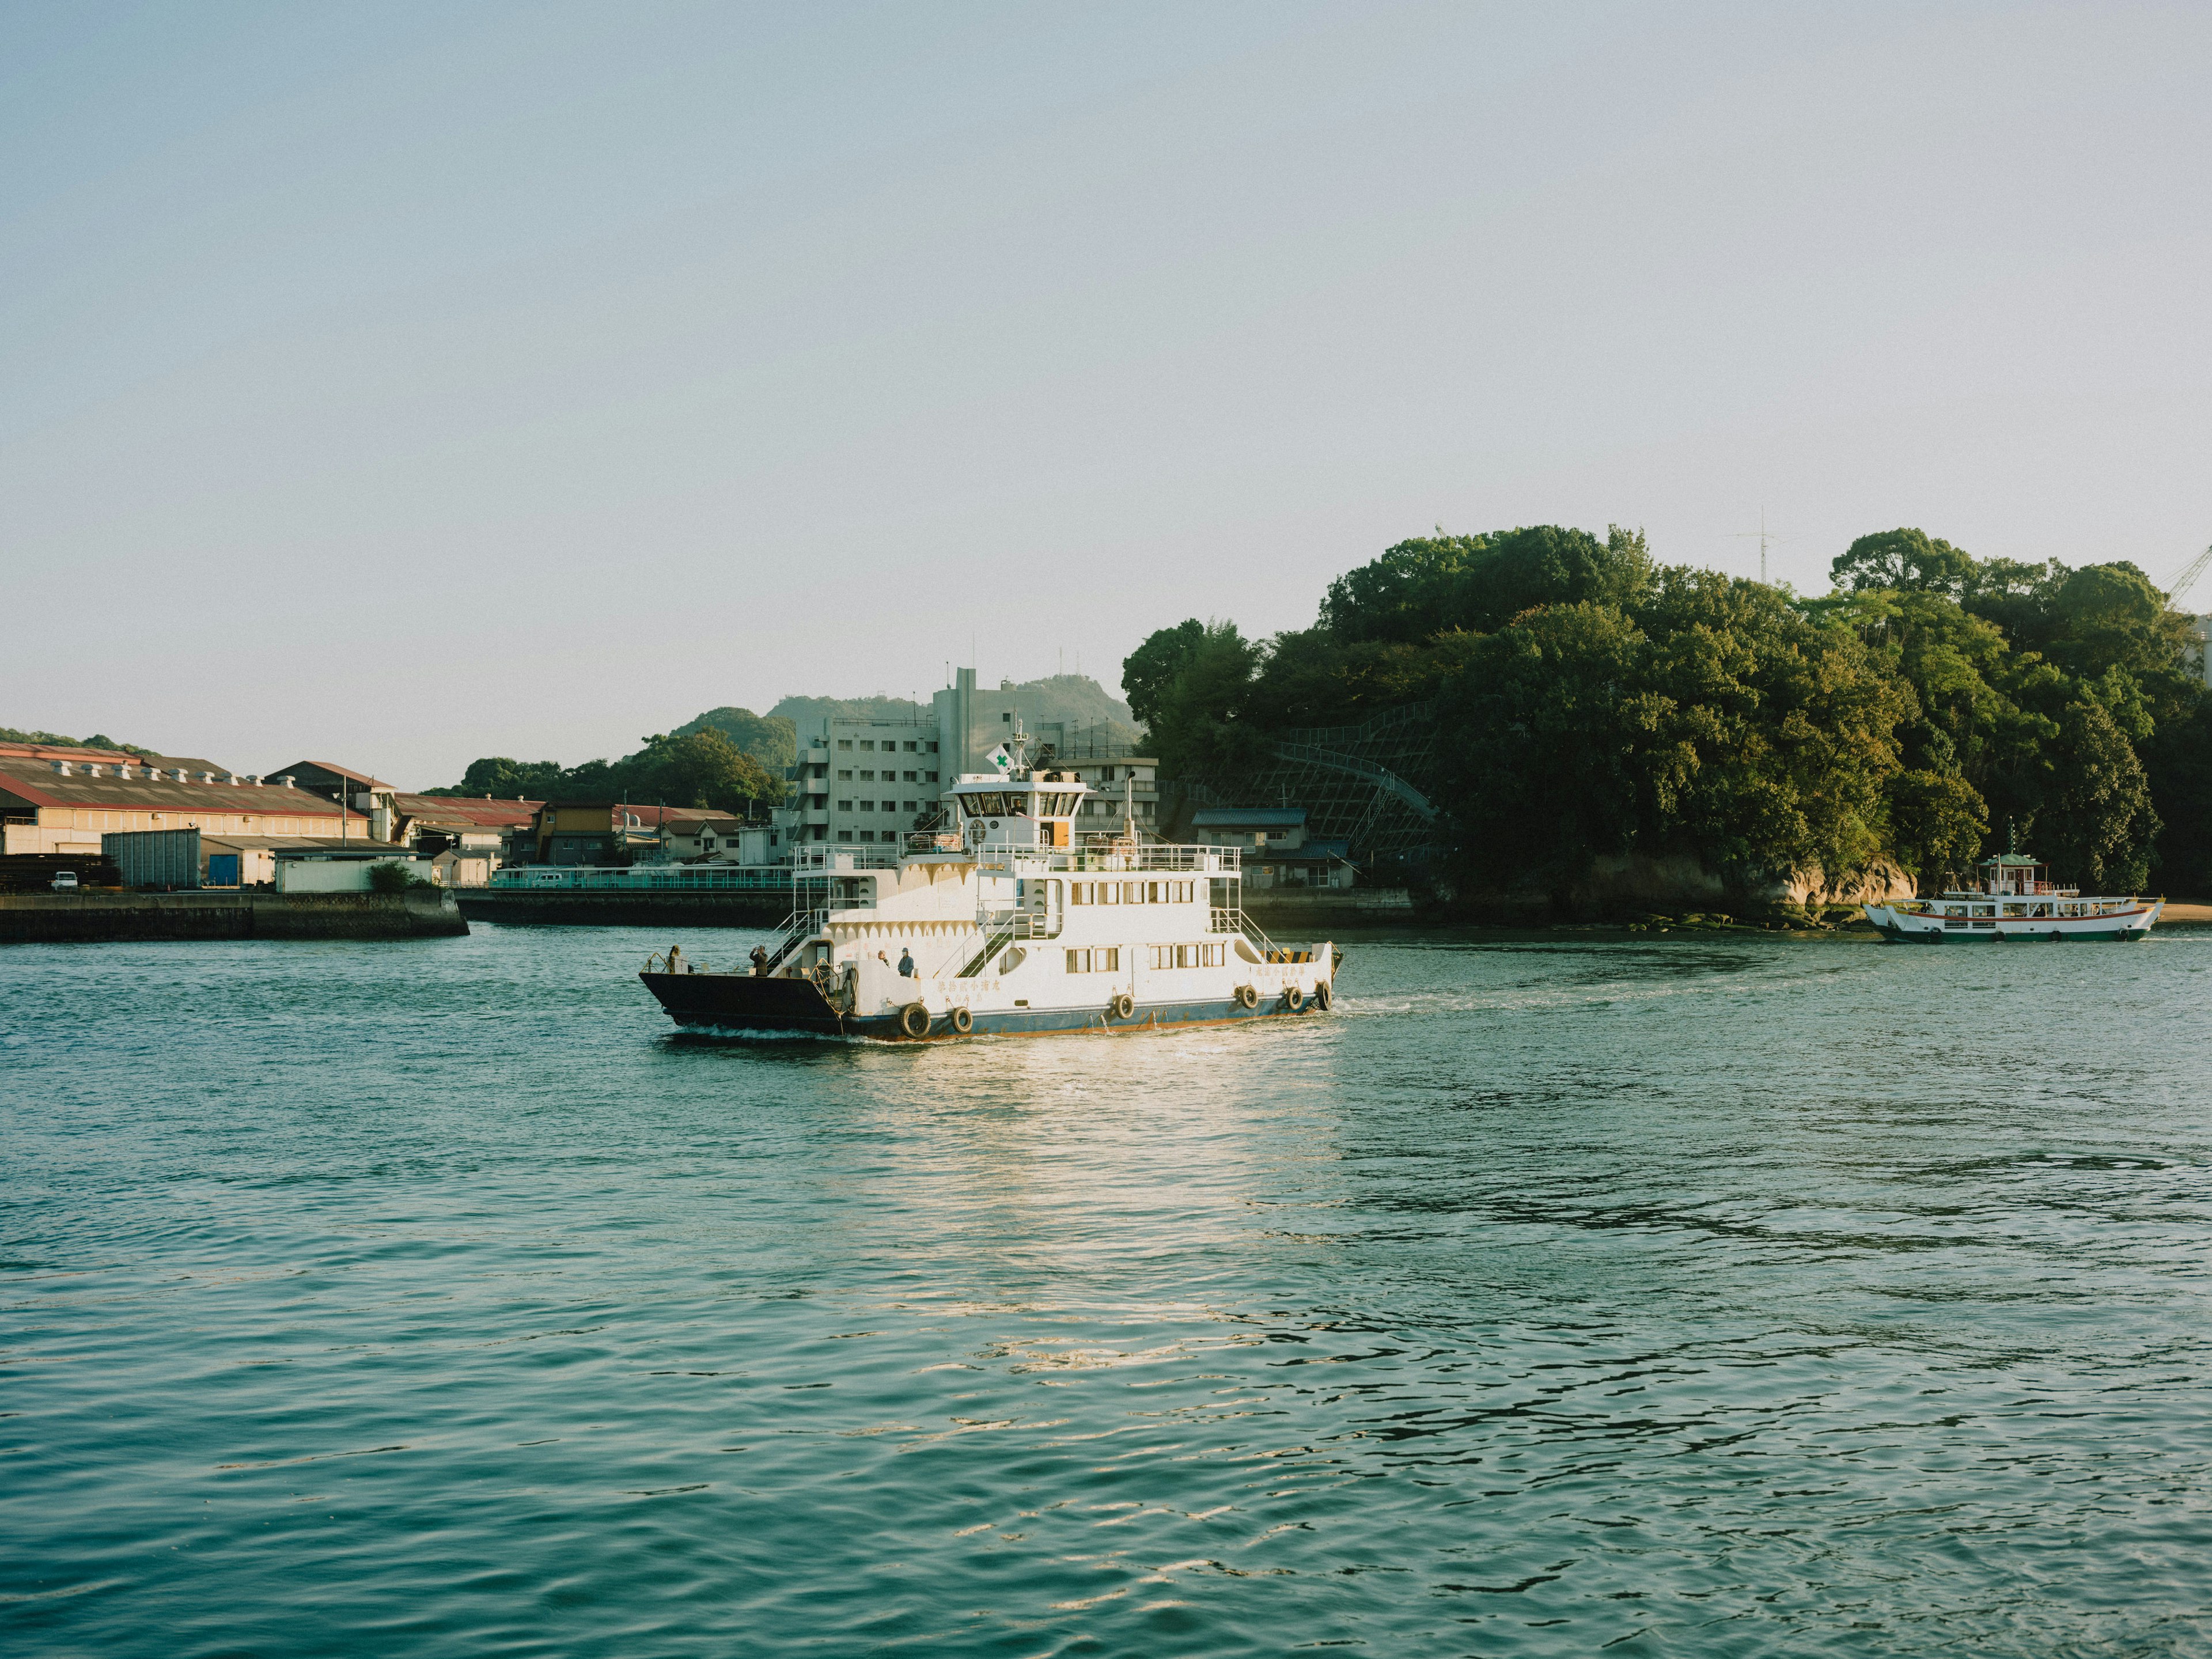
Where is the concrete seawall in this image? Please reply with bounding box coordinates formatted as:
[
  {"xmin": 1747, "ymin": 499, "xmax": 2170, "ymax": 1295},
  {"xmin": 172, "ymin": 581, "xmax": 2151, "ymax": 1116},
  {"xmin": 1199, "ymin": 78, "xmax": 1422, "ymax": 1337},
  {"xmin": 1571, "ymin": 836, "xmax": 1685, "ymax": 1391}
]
[
  {"xmin": 454, "ymin": 890, "xmax": 787, "ymax": 929},
  {"xmin": 0, "ymin": 890, "xmax": 468, "ymax": 944},
  {"xmin": 1243, "ymin": 889, "xmax": 1417, "ymax": 931}
]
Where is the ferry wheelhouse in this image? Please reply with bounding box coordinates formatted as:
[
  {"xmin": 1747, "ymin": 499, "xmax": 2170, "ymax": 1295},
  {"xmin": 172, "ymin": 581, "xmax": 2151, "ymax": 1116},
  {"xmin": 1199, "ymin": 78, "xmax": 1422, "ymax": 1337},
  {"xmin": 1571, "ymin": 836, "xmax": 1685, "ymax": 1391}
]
[
  {"xmin": 1863, "ymin": 851, "xmax": 2161, "ymax": 943},
  {"xmin": 639, "ymin": 737, "xmax": 1338, "ymax": 1039}
]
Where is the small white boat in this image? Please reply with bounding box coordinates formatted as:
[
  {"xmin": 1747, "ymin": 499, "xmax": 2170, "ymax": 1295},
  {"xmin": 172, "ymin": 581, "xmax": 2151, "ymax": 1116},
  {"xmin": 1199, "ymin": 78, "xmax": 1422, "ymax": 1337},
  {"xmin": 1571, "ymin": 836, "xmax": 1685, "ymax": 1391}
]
[
  {"xmin": 641, "ymin": 728, "xmax": 1337, "ymax": 1037},
  {"xmin": 1863, "ymin": 851, "xmax": 2161, "ymax": 943}
]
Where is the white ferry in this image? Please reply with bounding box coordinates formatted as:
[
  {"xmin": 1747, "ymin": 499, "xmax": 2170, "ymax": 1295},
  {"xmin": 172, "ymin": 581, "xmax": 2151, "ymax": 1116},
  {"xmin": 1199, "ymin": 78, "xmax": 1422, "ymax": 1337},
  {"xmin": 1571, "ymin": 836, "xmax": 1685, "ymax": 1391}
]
[
  {"xmin": 639, "ymin": 735, "xmax": 1338, "ymax": 1039},
  {"xmin": 1863, "ymin": 850, "xmax": 2161, "ymax": 943}
]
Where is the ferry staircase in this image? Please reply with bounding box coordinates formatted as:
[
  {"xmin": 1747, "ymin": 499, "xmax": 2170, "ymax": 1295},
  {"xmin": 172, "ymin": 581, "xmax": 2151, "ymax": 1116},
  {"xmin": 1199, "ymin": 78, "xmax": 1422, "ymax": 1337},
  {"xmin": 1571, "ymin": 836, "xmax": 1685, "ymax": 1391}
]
[{"xmin": 761, "ymin": 906, "xmax": 828, "ymax": 974}]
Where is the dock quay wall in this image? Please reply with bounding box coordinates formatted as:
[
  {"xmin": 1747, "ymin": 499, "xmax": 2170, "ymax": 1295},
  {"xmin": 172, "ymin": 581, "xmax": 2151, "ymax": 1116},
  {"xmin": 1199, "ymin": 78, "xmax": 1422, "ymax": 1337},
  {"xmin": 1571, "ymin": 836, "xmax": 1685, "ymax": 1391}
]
[
  {"xmin": 0, "ymin": 890, "xmax": 467, "ymax": 944},
  {"xmin": 455, "ymin": 889, "xmax": 787, "ymax": 928},
  {"xmin": 1241, "ymin": 889, "xmax": 1416, "ymax": 930}
]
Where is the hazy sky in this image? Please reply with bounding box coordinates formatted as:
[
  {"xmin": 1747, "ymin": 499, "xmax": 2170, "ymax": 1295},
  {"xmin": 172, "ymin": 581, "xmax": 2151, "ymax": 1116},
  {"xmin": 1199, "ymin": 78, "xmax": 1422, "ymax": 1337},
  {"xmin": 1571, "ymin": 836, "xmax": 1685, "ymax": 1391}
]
[{"xmin": 5, "ymin": 2, "xmax": 2208, "ymax": 787}]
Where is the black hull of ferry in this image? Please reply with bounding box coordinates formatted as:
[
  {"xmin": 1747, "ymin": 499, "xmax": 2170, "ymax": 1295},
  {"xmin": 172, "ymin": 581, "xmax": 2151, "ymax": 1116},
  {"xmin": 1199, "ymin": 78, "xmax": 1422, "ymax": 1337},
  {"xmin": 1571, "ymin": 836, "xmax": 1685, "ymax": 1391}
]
[{"xmin": 638, "ymin": 972, "xmax": 1326, "ymax": 1040}]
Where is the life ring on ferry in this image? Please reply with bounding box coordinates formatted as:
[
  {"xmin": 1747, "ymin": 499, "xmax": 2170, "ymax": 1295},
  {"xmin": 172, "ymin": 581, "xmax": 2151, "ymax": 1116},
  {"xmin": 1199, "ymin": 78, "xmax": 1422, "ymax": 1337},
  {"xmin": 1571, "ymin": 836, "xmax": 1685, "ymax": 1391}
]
[
  {"xmin": 950, "ymin": 1005, "xmax": 974, "ymax": 1034},
  {"xmin": 1234, "ymin": 984, "xmax": 1259, "ymax": 1010},
  {"xmin": 1108, "ymin": 991, "xmax": 1135, "ymax": 1021},
  {"xmin": 899, "ymin": 1002, "xmax": 930, "ymax": 1039},
  {"xmin": 1313, "ymin": 981, "xmax": 1331, "ymax": 1010},
  {"xmin": 1283, "ymin": 984, "xmax": 1305, "ymax": 1012}
]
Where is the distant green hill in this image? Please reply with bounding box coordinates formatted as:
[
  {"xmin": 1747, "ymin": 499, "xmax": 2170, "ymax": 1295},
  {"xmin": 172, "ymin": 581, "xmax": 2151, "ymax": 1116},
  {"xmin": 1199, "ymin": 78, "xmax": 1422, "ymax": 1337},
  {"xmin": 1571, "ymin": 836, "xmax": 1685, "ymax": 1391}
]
[{"xmin": 672, "ymin": 707, "xmax": 798, "ymax": 772}]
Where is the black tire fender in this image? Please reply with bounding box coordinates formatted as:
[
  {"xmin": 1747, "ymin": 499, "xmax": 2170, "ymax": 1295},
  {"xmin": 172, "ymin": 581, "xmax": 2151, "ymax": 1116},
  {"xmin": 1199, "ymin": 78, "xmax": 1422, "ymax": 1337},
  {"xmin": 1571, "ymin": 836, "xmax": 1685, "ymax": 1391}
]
[
  {"xmin": 1314, "ymin": 980, "xmax": 1331, "ymax": 1010},
  {"xmin": 899, "ymin": 1002, "xmax": 930, "ymax": 1039},
  {"xmin": 1284, "ymin": 984, "xmax": 1305, "ymax": 1012},
  {"xmin": 950, "ymin": 1005, "xmax": 974, "ymax": 1034},
  {"xmin": 1109, "ymin": 991, "xmax": 1134, "ymax": 1020},
  {"xmin": 1234, "ymin": 984, "xmax": 1258, "ymax": 1009}
]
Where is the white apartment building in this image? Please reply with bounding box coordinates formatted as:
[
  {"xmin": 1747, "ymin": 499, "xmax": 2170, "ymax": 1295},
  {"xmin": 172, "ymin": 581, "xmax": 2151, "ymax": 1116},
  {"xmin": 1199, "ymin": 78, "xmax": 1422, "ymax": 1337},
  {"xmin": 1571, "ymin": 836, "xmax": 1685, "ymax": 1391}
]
[{"xmin": 770, "ymin": 668, "xmax": 1157, "ymax": 851}]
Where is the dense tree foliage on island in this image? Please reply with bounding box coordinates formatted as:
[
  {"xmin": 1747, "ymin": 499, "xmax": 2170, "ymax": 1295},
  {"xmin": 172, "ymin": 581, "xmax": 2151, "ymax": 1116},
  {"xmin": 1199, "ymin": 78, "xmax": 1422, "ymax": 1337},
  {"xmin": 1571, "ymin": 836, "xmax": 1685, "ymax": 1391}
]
[
  {"xmin": 1125, "ymin": 525, "xmax": 2212, "ymax": 897},
  {"xmin": 425, "ymin": 728, "xmax": 785, "ymax": 817}
]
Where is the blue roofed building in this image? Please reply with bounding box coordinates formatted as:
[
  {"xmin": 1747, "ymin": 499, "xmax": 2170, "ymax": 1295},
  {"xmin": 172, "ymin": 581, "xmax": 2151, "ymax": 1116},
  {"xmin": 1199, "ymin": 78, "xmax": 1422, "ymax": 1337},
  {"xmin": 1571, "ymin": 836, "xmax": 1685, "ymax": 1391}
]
[{"xmin": 1187, "ymin": 807, "xmax": 1357, "ymax": 891}]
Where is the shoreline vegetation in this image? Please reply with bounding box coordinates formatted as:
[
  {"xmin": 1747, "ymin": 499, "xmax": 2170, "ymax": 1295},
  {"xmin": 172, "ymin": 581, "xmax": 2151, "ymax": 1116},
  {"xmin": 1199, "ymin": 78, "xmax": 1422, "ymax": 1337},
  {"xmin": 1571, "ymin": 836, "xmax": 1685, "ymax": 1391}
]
[{"xmin": 1127, "ymin": 525, "xmax": 2212, "ymax": 919}]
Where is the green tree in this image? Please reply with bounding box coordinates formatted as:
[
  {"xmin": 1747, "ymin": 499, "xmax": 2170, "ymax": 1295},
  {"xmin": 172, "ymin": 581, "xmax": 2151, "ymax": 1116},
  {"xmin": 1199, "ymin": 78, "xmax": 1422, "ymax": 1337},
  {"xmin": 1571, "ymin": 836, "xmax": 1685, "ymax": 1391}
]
[
  {"xmin": 1830, "ymin": 527, "xmax": 1975, "ymax": 594},
  {"xmin": 1122, "ymin": 619, "xmax": 1210, "ymax": 732},
  {"xmin": 674, "ymin": 707, "xmax": 798, "ymax": 773},
  {"xmin": 612, "ymin": 729, "xmax": 784, "ymax": 815},
  {"xmin": 423, "ymin": 757, "xmax": 565, "ymax": 798},
  {"xmin": 1884, "ymin": 770, "xmax": 1988, "ymax": 888},
  {"xmin": 1321, "ymin": 524, "xmax": 1654, "ymax": 643}
]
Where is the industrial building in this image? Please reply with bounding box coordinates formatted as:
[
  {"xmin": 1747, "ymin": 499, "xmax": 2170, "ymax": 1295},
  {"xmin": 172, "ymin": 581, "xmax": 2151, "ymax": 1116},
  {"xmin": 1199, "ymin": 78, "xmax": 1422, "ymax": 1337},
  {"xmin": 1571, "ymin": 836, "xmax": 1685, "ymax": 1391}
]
[
  {"xmin": 99, "ymin": 828, "xmax": 423, "ymax": 890},
  {"xmin": 1, "ymin": 745, "xmax": 369, "ymax": 858}
]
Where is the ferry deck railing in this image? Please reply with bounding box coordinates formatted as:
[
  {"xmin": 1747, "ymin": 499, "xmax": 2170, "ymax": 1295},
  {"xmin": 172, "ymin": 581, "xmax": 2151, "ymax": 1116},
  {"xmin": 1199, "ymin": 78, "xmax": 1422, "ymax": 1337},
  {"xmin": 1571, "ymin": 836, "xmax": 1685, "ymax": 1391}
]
[{"xmin": 492, "ymin": 862, "xmax": 793, "ymax": 892}]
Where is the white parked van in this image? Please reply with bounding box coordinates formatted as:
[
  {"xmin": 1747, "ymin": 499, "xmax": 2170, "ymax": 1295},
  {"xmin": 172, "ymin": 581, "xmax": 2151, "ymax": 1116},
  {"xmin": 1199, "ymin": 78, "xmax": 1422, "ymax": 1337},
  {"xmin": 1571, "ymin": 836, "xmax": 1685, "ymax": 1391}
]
[{"xmin": 50, "ymin": 870, "xmax": 78, "ymax": 891}]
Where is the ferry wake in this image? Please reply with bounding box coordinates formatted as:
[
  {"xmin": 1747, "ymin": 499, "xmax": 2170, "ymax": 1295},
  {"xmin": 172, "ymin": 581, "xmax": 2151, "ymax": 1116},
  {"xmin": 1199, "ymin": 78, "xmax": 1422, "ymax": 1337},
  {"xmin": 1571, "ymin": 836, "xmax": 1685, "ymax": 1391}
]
[{"xmin": 639, "ymin": 729, "xmax": 1337, "ymax": 1039}]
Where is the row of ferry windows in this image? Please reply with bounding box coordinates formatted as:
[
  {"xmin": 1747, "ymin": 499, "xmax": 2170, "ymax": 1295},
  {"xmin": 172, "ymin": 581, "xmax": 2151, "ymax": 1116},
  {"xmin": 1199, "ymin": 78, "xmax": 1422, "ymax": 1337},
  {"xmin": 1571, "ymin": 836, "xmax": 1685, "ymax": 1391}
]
[
  {"xmin": 835, "ymin": 739, "xmax": 938, "ymax": 753},
  {"xmin": 1070, "ymin": 880, "xmax": 1196, "ymax": 905},
  {"xmin": 1066, "ymin": 944, "xmax": 1225, "ymax": 971},
  {"xmin": 958, "ymin": 791, "xmax": 1082, "ymax": 817}
]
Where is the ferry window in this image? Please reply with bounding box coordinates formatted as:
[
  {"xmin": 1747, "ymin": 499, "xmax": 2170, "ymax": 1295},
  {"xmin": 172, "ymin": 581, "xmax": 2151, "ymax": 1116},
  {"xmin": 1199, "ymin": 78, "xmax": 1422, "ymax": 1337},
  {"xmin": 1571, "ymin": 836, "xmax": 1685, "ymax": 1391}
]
[
  {"xmin": 1147, "ymin": 882, "xmax": 1162, "ymax": 903},
  {"xmin": 837, "ymin": 800, "xmax": 852, "ymax": 812},
  {"xmin": 1070, "ymin": 883, "xmax": 1088, "ymax": 904},
  {"xmin": 1067, "ymin": 949, "xmax": 1081, "ymax": 972},
  {"xmin": 1100, "ymin": 883, "xmax": 1118, "ymax": 905},
  {"xmin": 1102, "ymin": 948, "xmax": 1119, "ymax": 971},
  {"xmin": 837, "ymin": 740, "xmax": 851, "ymax": 751},
  {"xmin": 1175, "ymin": 945, "xmax": 1194, "ymax": 967}
]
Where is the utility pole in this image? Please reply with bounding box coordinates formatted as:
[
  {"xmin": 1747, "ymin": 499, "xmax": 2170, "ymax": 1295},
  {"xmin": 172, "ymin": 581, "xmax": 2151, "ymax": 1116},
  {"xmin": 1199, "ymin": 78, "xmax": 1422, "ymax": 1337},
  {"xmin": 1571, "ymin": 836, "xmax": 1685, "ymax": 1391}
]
[{"xmin": 1732, "ymin": 509, "xmax": 1786, "ymax": 585}]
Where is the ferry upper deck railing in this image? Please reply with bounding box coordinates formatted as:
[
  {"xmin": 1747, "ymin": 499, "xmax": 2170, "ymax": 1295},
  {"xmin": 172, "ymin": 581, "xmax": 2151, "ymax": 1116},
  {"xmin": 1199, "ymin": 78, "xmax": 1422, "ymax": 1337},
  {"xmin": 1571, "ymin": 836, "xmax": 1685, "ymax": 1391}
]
[{"xmin": 789, "ymin": 836, "xmax": 1241, "ymax": 873}]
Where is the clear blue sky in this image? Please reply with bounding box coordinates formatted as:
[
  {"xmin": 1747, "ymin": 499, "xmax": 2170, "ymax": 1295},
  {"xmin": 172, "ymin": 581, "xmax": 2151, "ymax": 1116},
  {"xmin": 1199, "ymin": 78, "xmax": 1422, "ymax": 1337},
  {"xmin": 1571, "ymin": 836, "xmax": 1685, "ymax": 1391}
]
[{"xmin": 5, "ymin": 2, "xmax": 2207, "ymax": 787}]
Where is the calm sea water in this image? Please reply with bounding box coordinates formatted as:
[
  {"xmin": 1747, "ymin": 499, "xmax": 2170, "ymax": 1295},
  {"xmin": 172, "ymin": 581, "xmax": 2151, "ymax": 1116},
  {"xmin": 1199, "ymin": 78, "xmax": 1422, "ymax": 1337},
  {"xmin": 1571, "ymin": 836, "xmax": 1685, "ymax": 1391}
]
[{"xmin": 4, "ymin": 922, "xmax": 2210, "ymax": 1656}]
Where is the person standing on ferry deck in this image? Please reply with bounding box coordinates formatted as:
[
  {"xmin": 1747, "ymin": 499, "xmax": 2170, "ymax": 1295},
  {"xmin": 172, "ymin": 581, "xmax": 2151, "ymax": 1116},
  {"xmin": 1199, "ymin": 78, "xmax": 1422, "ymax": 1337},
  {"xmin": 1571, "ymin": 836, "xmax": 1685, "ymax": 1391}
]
[{"xmin": 898, "ymin": 948, "xmax": 915, "ymax": 978}]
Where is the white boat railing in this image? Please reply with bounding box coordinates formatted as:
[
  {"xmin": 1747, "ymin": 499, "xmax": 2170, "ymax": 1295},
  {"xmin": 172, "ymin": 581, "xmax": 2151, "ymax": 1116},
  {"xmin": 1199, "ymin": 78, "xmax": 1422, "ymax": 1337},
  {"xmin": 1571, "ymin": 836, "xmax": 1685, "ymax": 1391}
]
[{"xmin": 787, "ymin": 837, "xmax": 1241, "ymax": 874}]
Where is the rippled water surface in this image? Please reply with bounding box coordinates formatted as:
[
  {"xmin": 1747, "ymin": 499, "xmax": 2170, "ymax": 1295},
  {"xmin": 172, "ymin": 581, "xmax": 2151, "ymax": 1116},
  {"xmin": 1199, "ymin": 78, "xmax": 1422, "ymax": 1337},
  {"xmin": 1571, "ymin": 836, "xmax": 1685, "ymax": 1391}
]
[{"xmin": 5, "ymin": 923, "xmax": 2212, "ymax": 1656}]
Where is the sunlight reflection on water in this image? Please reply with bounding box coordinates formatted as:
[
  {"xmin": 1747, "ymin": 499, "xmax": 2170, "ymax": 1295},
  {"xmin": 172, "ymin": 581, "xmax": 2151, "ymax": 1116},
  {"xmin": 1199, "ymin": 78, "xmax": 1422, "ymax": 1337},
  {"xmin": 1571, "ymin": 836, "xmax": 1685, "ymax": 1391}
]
[{"xmin": 3, "ymin": 925, "xmax": 2210, "ymax": 1655}]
